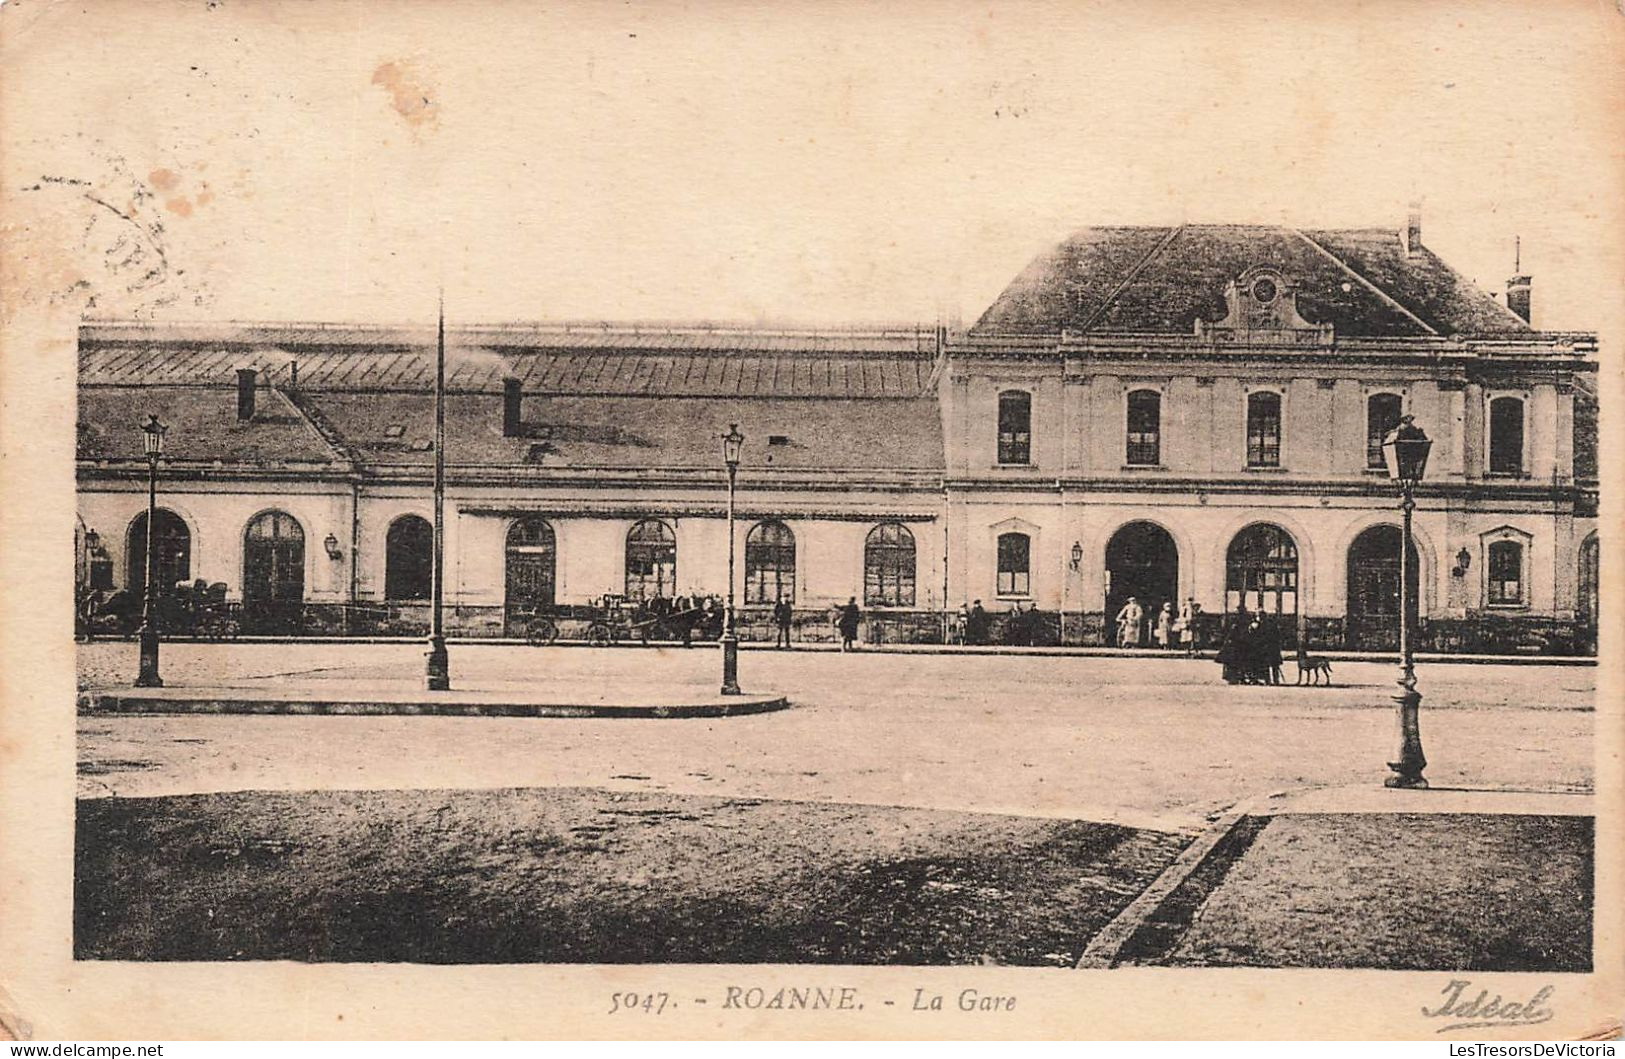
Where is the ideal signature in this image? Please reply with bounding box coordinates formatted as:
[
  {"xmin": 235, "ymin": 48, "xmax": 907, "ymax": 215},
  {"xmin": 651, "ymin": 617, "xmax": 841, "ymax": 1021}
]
[{"xmin": 1423, "ymin": 979, "xmax": 1555, "ymax": 1034}]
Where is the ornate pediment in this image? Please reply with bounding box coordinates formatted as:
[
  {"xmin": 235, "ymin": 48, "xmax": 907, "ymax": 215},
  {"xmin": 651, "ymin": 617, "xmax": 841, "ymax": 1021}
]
[{"xmin": 1195, "ymin": 266, "xmax": 1334, "ymax": 347}]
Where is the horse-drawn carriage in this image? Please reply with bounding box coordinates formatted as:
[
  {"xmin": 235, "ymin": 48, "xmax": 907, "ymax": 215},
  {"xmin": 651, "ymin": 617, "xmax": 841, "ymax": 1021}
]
[
  {"xmin": 78, "ymin": 579, "xmax": 241, "ymax": 640},
  {"xmin": 512, "ymin": 593, "xmax": 725, "ymax": 647}
]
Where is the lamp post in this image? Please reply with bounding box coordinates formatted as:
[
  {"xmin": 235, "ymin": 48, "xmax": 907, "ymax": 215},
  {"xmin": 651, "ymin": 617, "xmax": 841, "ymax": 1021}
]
[
  {"xmin": 425, "ymin": 294, "xmax": 451, "ymax": 690},
  {"xmin": 1070, "ymin": 540, "xmax": 1084, "ymax": 646},
  {"xmin": 1380, "ymin": 415, "xmax": 1432, "ymax": 789},
  {"xmin": 134, "ymin": 415, "xmax": 167, "ymax": 687},
  {"xmin": 720, "ymin": 423, "xmax": 744, "ymax": 696}
]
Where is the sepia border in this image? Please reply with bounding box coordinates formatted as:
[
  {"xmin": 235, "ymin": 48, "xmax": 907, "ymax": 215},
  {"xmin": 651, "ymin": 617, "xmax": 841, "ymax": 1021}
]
[{"xmin": 1, "ymin": 0, "xmax": 1621, "ymax": 1040}]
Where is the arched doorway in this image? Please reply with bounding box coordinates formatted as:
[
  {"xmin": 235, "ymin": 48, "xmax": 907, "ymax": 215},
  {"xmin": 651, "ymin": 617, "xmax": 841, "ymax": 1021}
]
[
  {"xmin": 126, "ymin": 508, "xmax": 191, "ymax": 600},
  {"xmin": 1225, "ymin": 524, "xmax": 1299, "ymax": 639},
  {"xmin": 384, "ymin": 515, "xmax": 434, "ymax": 601},
  {"xmin": 1104, "ymin": 521, "xmax": 1178, "ymax": 644},
  {"xmin": 505, "ymin": 517, "xmax": 556, "ymax": 632},
  {"xmin": 1346, "ymin": 524, "xmax": 1419, "ymax": 649},
  {"xmin": 243, "ymin": 511, "xmax": 305, "ymax": 633}
]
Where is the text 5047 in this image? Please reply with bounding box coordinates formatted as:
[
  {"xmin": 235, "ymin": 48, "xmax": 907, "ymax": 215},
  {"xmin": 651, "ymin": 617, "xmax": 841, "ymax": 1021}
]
[{"xmin": 608, "ymin": 991, "xmax": 671, "ymax": 1015}]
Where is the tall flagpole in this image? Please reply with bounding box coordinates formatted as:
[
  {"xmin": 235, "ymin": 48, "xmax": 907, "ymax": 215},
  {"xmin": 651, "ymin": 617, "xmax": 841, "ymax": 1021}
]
[{"xmin": 426, "ymin": 290, "xmax": 451, "ymax": 690}]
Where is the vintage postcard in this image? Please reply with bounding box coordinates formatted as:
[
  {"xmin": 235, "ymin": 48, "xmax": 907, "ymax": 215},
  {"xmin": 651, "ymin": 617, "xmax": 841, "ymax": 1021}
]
[{"xmin": 1, "ymin": 0, "xmax": 1620, "ymax": 1041}]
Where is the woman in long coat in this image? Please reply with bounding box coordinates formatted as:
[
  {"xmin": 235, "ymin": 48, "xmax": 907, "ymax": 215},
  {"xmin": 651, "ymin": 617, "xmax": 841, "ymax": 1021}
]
[
  {"xmin": 1114, "ymin": 596, "xmax": 1145, "ymax": 648},
  {"xmin": 1153, "ymin": 602, "xmax": 1175, "ymax": 649},
  {"xmin": 836, "ymin": 596, "xmax": 862, "ymax": 651},
  {"xmin": 1216, "ymin": 607, "xmax": 1249, "ymax": 683}
]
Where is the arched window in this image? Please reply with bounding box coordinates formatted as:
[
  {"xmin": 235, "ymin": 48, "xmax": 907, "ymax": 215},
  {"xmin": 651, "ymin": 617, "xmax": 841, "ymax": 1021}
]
[
  {"xmin": 997, "ymin": 532, "xmax": 1030, "ymax": 597},
  {"xmin": 745, "ymin": 520, "xmax": 796, "ymax": 605},
  {"xmin": 384, "ymin": 515, "xmax": 433, "ymax": 601},
  {"xmin": 1366, "ymin": 393, "xmax": 1404, "ymax": 469},
  {"xmin": 1226, "ymin": 523, "xmax": 1298, "ymax": 616},
  {"xmin": 1246, "ymin": 391, "xmax": 1282, "ymax": 467},
  {"xmin": 505, "ymin": 517, "xmax": 557, "ymax": 618},
  {"xmin": 1487, "ymin": 539, "xmax": 1524, "ymax": 605},
  {"xmin": 1489, "ymin": 396, "xmax": 1524, "ymax": 475},
  {"xmin": 1126, "ymin": 390, "xmax": 1161, "ymax": 466},
  {"xmin": 625, "ymin": 519, "xmax": 677, "ymax": 601},
  {"xmin": 864, "ymin": 523, "xmax": 916, "ymax": 607},
  {"xmin": 997, "ymin": 390, "xmax": 1031, "ymax": 465},
  {"xmin": 126, "ymin": 508, "xmax": 190, "ymax": 599}
]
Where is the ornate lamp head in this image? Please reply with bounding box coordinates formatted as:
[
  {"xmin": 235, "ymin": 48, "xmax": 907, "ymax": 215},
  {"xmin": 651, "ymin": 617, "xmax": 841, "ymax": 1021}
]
[
  {"xmin": 721, "ymin": 423, "xmax": 744, "ymax": 469},
  {"xmin": 1381, "ymin": 415, "xmax": 1432, "ymax": 485},
  {"xmin": 139, "ymin": 414, "xmax": 168, "ymax": 458}
]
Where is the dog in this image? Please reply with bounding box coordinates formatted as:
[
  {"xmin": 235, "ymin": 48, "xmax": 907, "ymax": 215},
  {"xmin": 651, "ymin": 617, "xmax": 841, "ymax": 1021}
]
[{"xmin": 1295, "ymin": 649, "xmax": 1334, "ymax": 686}]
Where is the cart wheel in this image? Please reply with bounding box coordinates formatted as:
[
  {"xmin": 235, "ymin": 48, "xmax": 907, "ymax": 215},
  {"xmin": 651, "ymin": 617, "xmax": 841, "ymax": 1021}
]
[
  {"xmin": 587, "ymin": 622, "xmax": 612, "ymax": 647},
  {"xmin": 526, "ymin": 618, "xmax": 558, "ymax": 646}
]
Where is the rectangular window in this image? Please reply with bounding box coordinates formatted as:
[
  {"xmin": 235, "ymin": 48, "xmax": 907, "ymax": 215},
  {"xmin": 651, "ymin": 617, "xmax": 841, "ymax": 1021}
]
[
  {"xmin": 1489, "ymin": 397, "xmax": 1524, "ymax": 475},
  {"xmin": 1366, "ymin": 393, "xmax": 1404, "ymax": 469},
  {"xmin": 1487, "ymin": 541, "xmax": 1523, "ymax": 605},
  {"xmin": 996, "ymin": 533, "xmax": 1030, "ymax": 596},
  {"xmin": 997, "ymin": 391, "xmax": 1031, "ymax": 465},
  {"xmin": 1126, "ymin": 390, "xmax": 1161, "ymax": 466},
  {"xmin": 1247, "ymin": 392, "xmax": 1282, "ymax": 467}
]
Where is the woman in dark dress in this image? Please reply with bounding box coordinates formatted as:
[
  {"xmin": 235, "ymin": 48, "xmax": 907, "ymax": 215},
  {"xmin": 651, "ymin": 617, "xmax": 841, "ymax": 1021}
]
[
  {"xmin": 837, "ymin": 597, "xmax": 862, "ymax": 651},
  {"xmin": 1216, "ymin": 607, "xmax": 1249, "ymax": 684}
]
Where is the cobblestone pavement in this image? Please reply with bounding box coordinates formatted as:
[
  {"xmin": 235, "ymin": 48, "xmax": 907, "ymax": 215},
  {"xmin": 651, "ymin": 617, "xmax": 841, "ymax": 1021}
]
[{"xmin": 77, "ymin": 643, "xmax": 1594, "ymax": 833}]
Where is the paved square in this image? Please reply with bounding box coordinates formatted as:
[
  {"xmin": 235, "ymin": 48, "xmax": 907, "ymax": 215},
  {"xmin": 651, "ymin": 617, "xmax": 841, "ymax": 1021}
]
[{"xmin": 78, "ymin": 643, "xmax": 1593, "ymax": 832}]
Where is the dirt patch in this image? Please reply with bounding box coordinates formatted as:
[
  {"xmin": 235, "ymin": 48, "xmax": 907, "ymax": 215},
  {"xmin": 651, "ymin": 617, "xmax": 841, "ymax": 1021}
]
[
  {"xmin": 1156, "ymin": 813, "xmax": 1592, "ymax": 971},
  {"xmin": 75, "ymin": 787, "xmax": 1188, "ymax": 964}
]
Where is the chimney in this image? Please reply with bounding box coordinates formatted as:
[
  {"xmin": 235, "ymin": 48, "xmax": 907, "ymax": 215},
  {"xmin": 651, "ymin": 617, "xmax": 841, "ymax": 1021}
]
[
  {"xmin": 1403, "ymin": 202, "xmax": 1423, "ymax": 256},
  {"xmin": 236, "ymin": 368, "xmax": 257, "ymax": 421},
  {"xmin": 1506, "ymin": 235, "xmax": 1532, "ymax": 323},
  {"xmin": 503, "ymin": 376, "xmax": 523, "ymax": 437}
]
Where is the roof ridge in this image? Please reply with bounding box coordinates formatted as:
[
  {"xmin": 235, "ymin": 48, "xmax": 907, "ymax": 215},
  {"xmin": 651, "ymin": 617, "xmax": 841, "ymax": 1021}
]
[
  {"xmin": 1408, "ymin": 244, "xmax": 1539, "ymax": 331},
  {"xmin": 1077, "ymin": 225, "xmax": 1185, "ymax": 333},
  {"xmin": 1288, "ymin": 227, "xmax": 1440, "ymax": 337},
  {"xmin": 274, "ymin": 386, "xmax": 358, "ymax": 467}
]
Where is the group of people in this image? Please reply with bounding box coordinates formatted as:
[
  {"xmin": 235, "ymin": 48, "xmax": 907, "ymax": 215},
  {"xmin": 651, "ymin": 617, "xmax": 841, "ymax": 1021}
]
[
  {"xmin": 1112, "ymin": 596, "xmax": 1203, "ymax": 654},
  {"xmin": 768, "ymin": 596, "xmax": 861, "ymax": 651},
  {"xmin": 950, "ymin": 600, "xmax": 1042, "ymax": 646},
  {"xmin": 1213, "ymin": 609, "xmax": 1288, "ymax": 685}
]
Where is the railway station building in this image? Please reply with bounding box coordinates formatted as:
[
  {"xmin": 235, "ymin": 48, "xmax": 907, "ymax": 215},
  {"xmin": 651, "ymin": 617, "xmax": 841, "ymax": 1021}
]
[{"xmin": 75, "ymin": 215, "xmax": 1601, "ymax": 652}]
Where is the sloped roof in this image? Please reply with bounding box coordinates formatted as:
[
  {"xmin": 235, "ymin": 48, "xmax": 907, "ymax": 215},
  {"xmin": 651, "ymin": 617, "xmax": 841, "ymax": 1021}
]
[
  {"xmin": 77, "ymin": 323, "xmax": 940, "ymax": 398},
  {"xmin": 77, "ymin": 386, "xmax": 345, "ymax": 465},
  {"xmin": 308, "ymin": 393, "xmax": 945, "ymax": 471},
  {"xmin": 973, "ymin": 224, "xmax": 1532, "ymax": 337},
  {"xmin": 78, "ymin": 322, "xmax": 946, "ymax": 473}
]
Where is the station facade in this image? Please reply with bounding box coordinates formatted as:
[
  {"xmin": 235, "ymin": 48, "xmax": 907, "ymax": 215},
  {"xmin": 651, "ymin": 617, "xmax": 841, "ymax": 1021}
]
[{"xmin": 76, "ymin": 217, "xmax": 1601, "ymax": 652}]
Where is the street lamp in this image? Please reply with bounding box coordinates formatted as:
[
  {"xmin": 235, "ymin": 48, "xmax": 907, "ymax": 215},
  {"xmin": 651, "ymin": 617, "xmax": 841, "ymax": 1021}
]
[
  {"xmin": 425, "ymin": 294, "xmax": 451, "ymax": 691},
  {"xmin": 135, "ymin": 414, "xmax": 167, "ymax": 687},
  {"xmin": 720, "ymin": 423, "xmax": 744, "ymax": 696},
  {"xmin": 1380, "ymin": 415, "xmax": 1432, "ymax": 788}
]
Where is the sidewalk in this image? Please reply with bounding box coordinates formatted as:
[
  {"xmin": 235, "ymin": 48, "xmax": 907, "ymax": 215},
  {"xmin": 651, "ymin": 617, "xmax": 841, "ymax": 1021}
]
[
  {"xmin": 1081, "ymin": 785, "xmax": 1594, "ymax": 972},
  {"xmin": 81, "ymin": 634, "xmax": 1598, "ymax": 666},
  {"xmin": 82, "ymin": 680, "xmax": 789, "ymax": 719}
]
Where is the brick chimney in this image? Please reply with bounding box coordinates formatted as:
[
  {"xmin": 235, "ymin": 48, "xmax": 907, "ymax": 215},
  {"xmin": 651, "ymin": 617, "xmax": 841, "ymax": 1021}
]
[
  {"xmin": 1402, "ymin": 202, "xmax": 1423, "ymax": 256},
  {"xmin": 503, "ymin": 376, "xmax": 523, "ymax": 437},
  {"xmin": 236, "ymin": 368, "xmax": 257, "ymax": 421},
  {"xmin": 1506, "ymin": 235, "xmax": 1532, "ymax": 323}
]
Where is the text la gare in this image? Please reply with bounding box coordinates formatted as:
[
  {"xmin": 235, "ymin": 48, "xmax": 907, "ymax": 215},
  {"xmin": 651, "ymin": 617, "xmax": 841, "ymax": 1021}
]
[{"xmin": 914, "ymin": 988, "xmax": 1017, "ymax": 1012}]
